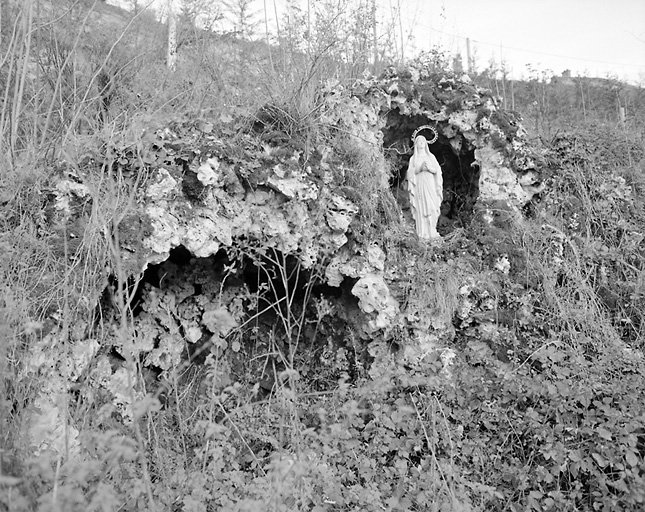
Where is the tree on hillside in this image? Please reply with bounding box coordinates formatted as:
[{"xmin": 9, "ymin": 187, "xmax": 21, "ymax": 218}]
[
  {"xmin": 180, "ymin": 0, "xmax": 223, "ymax": 31},
  {"xmin": 276, "ymin": 0, "xmax": 391, "ymax": 80},
  {"xmin": 221, "ymin": 0, "xmax": 259, "ymax": 39}
]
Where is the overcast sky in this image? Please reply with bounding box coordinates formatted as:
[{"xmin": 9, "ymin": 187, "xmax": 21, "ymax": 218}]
[
  {"xmin": 400, "ymin": 0, "xmax": 645, "ymax": 83},
  {"xmin": 108, "ymin": 0, "xmax": 645, "ymax": 84}
]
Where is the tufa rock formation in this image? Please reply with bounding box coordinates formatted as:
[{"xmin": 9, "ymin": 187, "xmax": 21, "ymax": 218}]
[{"xmin": 25, "ymin": 62, "xmax": 545, "ymax": 454}]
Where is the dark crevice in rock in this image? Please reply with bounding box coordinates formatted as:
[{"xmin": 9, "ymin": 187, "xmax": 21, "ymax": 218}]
[
  {"xmin": 134, "ymin": 246, "xmax": 233, "ymax": 315},
  {"xmin": 238, "ymin": 248, "xmax": 321, "ymax": 308},
  {"xmin": 439, "ymin": 145, "xmax": 480, "ymax": 230},
  {"xmin": 167, "ymin": 244, "xmax": 195, "ymax": 266}
]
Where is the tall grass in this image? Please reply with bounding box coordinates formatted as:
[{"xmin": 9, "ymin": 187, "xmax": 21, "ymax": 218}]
[{"xmin": 0, "ymin": 3, "xmax": 157, "ymax": 508}]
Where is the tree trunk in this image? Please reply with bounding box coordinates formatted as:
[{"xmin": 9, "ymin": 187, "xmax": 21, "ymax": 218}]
[{"xmin": 166, "ymin": 0, "xmax": 177, "ymax": 71}]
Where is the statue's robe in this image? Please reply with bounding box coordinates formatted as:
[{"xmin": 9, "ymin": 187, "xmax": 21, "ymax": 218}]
[{"xmin": 407, "ymin": 135, "xmax": 443, "ymax": 239}]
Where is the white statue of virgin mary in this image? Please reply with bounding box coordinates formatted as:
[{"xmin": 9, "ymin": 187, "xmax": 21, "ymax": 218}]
[{"xmin": 407, "ymin": 135, "xmax": 443, "ymax": 239}]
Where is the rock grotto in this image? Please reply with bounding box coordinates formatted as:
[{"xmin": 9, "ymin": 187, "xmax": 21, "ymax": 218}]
[{"xmin": 23, "ymin": 62, "xmax": 546, "ymax": 456}]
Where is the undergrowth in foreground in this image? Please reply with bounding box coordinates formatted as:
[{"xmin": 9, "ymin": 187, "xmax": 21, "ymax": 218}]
[
  {"xmin": 1, "ymin": 2, "xmax": 645, "ymax": 511},
  {"xmin": 2, "ymin": 124, "xmax": 644, "ymax": 511}
]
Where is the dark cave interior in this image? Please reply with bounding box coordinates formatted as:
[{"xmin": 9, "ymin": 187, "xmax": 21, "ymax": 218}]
[
  {"xmin": 129, "ymin": 245, "xmax": 325, "ymax": 325},
  {"xmin": 103, "ymin": 244, "xmax": 359, "ymax": 390},
  {"xmin": 381, "ymin": 111, "xmax": 481, "ymax": 233}
]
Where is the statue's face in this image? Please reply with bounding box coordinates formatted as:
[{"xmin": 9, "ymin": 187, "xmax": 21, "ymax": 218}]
[{"xmin": 414, "ymin": 135, "xmax": 428, "ymax": 153}]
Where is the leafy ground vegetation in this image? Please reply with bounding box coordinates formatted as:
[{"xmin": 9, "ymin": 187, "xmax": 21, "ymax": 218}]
[{"xmin": 1, "ymin": 1, "xmax": 645, "ymax": 511}]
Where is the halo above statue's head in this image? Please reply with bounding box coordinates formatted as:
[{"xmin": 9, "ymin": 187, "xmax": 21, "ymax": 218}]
[{"xmin": 411, "ymin": 125, "xmax": 438, "ymax": 145}]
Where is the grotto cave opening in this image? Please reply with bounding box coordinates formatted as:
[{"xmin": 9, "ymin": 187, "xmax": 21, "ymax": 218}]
[
  {"xmin": 98, "ymin": 244, "xmax": 359, "ymax": 391},
  {"xmin": 382, "ymin": 111, "xmax": 480, "ymax": 234}
]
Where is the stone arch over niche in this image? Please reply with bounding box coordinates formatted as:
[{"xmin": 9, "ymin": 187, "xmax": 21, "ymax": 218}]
[{"xmin": 382, "ymin": 110, "xmax": 480, "ymax": 234}]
